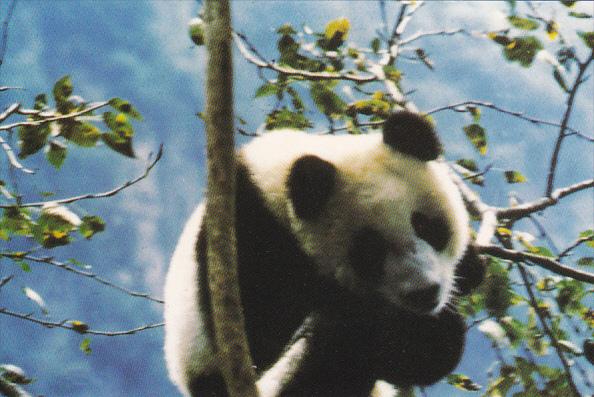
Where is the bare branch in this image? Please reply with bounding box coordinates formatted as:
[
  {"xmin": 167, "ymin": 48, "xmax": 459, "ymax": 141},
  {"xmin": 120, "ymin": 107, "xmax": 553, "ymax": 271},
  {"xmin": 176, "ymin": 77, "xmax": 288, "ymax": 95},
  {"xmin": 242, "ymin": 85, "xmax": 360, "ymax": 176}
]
[
  {"xmin": 0, "ymin": 0, "xmax": 18, "ymax": 75},
  {"xmin": 496, "ymin": 179, "xmax": 594, "ymax": 220},
  {"xmin": 0, "ymin": 307, "xmax": 163, "ymax": 336},
  {"xmin": 399, "ymin": 28, "xmax": 471, "ymax": 46},
  {"xmin": 546, "ymin": 51, "xmax": 594, "ymax": 196},
  {"xmin": 0, "ymin": 101, "xmax": 110, "ymax": 132},
  {"xmin": 0, "ymin": 253, "xmax": 164, "ymax": 304},
  {"xmin": 0, "ymin": 275, "xmax": 14, "ymax": 289},
  {"xmin": 0, "ymin": 134, "xmax": 35, "ymax": 174},
  {"xmin": 0, "ymin": 144, "xmax": 163, "ymax": 209},
  {"xmin": 233, "ymin": 31, "xmax": 377, "ymax": 83},
  {"xmin": 479, "ymin": 245, "xmax": 594, "ymax": 284},
  {"xmin": 0, "ymin": 86, "xmax": 24, "ymax": 92},
  {"xmin": 426, "ymin": 100, "xmax": 592, "ymax": 141}
]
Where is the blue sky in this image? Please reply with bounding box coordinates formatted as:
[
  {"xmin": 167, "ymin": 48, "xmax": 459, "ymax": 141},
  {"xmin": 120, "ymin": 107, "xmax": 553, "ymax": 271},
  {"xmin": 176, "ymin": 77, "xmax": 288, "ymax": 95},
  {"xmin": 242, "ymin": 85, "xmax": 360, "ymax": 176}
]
[{"xmin": 0, "ymin": 1, "xmax": 592, "ymax": 396}]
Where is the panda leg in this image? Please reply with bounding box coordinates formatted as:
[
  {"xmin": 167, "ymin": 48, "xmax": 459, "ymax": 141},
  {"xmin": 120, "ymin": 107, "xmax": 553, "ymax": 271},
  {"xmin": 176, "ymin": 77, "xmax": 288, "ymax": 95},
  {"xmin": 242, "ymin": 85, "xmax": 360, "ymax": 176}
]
[{"xmin": 188, "ymin": 373, "xmax": 228, "ymax": 397}]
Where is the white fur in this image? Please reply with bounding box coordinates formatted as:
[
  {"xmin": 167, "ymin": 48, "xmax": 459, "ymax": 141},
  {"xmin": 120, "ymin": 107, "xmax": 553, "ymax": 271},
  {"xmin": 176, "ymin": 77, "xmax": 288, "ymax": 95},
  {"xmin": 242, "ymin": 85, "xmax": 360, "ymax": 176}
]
[{"xmin": 163, "ymin": 204, "xmax": 216, "ymax": 397}]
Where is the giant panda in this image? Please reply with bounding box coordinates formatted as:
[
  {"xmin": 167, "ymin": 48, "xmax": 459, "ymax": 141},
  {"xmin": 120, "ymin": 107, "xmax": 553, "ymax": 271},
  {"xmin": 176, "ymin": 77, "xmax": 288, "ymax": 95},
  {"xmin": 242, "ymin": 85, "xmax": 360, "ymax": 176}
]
[{"xmin": 163, "ymin": 111, "xmax": 484, "ymax": 397}]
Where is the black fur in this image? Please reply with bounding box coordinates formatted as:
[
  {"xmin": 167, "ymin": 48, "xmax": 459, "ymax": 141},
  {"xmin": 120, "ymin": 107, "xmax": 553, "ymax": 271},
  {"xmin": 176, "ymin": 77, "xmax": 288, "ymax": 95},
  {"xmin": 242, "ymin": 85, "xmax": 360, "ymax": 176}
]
[
  {"xmin": 192, "ymin": 161, "xmax": 476, "ymax": 396},
  {"xmin": 287, "ymin": 155, "xmax": 337, "ymax": 220},
  {"xmin": 454, "ymin": 244, "xmax": 486, "ymax": 296},
  {"xmin": 349, "ymin": 227, "xmax": 388, "ymax": 284},
  {"xmin": 411, "ymin": 211, "xmax": 450, "ymax": 251},
  {"xmin": 383, "ymin": 111, "xmax": 442, "ymax": 161}
]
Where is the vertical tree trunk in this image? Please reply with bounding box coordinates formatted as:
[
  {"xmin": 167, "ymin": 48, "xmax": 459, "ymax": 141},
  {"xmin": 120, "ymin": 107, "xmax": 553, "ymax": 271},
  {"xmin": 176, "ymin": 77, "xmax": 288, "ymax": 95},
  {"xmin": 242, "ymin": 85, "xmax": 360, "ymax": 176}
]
[{"xmin": 203, "ymin": 1, "xmax": 258, "ymax": 396}]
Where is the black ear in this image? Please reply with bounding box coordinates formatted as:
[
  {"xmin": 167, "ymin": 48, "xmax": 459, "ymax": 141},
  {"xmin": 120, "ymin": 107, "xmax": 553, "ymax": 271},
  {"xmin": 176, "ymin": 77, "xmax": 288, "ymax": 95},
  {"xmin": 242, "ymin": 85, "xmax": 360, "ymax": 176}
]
[
  {"xmin": 383, "ymin": 111, "xmax": 442, "ymax": 161},
  {"xmin": 454, "ymin": 245, "xmax": 486, "ymax": 296},
  {"xmin": 287, "ymin": 155, "xmax": 337, "ymax": 220}
]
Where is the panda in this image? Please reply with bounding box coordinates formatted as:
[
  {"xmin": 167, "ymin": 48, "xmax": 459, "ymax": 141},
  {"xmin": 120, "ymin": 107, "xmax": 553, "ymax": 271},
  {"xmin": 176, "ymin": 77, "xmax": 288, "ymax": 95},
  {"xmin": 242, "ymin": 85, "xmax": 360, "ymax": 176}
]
[{"xmin": 163, "ymin": 111, "xmax": 484, "ymax": 397}]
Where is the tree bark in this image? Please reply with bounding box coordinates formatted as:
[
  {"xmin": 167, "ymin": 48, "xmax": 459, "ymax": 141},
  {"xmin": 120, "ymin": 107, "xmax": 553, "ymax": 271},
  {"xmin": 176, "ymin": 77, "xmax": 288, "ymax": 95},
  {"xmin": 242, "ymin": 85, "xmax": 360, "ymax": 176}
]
[{"xmin": 203, "ymin": 1, "xmax": 258, "ymax": 396}]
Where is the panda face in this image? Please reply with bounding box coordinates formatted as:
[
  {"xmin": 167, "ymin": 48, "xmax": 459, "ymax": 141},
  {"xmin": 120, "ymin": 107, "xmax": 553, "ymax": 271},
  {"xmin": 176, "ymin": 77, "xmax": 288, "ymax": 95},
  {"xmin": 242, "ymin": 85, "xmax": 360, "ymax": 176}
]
[{"xmin": 239, "ymin": 112, "xmax": 470, "ymax": 315}]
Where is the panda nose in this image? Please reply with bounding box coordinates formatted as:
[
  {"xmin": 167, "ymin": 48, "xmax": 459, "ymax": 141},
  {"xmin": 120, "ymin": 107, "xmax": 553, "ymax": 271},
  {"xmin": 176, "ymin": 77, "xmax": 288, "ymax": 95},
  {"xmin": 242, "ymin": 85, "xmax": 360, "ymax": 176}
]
[{"xmin": 400, "ymin": 284, "xmax": 441, "ymax": 313}]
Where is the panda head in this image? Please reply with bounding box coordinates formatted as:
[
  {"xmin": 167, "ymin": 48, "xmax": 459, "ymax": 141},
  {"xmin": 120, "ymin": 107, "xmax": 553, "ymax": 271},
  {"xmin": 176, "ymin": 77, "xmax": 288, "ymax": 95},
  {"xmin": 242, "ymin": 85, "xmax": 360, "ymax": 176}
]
[{"xmin": 240, "ymin": 111, "xmax": 478, "ymax": 315}]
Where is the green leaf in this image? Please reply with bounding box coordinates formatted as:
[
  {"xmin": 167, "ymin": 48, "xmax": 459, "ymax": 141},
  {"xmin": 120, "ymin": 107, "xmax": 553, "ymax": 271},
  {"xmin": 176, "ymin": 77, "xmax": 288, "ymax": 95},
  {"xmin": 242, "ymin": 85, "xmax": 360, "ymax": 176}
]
[
  {"xmin": 309, "ymin": 82, "xmax": 346, "ymax": 117},
  {"xmin": 52, "ymin": 75, "xmax": 73, "ymax": 105},
  {"xmin": 577, "ymin": 257, "xmax": 594, "ymax": 266},
  {"xmin": 286, "ymin": 86, "xmax": 305, "ymax": 111},
  {"xmin": 265, "ymin": 108, "xmax": 312, "ymax": 130},
  {"xmin": 467, "ymin": 105, "xmax": 481, "ymax": 122},
  {"xmin": 46, "ymin": 141, "xmax": 67, "ymax": 169},
  {"xmin": 382, "ymin": 65, "xmax": 402, "ymax": 82},
  {"xmin": 556, "ymin": 279, "xmax": 584, "ymax": 314},
  {"xmin": 463, "ymin": 124, "xmax": 488, "ymax": 155},
  {"xmin": 569, "ymin": 11, "xmax": 592, "ymax": 19},
  {"xmin": 579, "ymin": 230, "xmax": 594, "ymax": 248},
  {"xmin": 447, "ymin": 373, "xmax": 482, "ymax": 391},
  {"xmin": 504, "ymin": 170, "xmax": 527, "ymax": 184},
  {"xmin": 254, "ymin": 83, "xmax": 279, "ymax": 98},
  {"xmin": 68, "ymin": 320, "xmax": 90, "ymax": 334},
  {"xmin": 370, "ymin": 37, "xmax": 381, "ymax": 53},
  {"xmin": 109, "ymin": 98, "xmax": 143, "ymax": 120},
  {"xmin": 277, "ymin": 23, "xmax": 297, "ymax": 35},
  {"xmin": 61, "ymin": 121, "xmax": 101, "ymax": 147},
  {"xmin": 101, "ymin": 132, "xmax": 135, "ymax": 158},
  {"xmin": 483, "ymin": 258, "xmax": 513, "ymax": 317},
  {"xmin": 577, "ymin": 31, "xmax": 594, "ymax": 49},
  {"xmin": 18, "ymin": 123, "xmax": 51, "ymax": 158},
  {"xmin": 560, "ymin": 0, "xmax": 577, "ymax": 7},
  {"xmin": 503, "ymin": 36, "xmax": 543, "ymax": 67},
  {"xmin": 188, "ymin": 17, "xmax": 205, "ymax": 46},
  {"xmin": 507, "ymin": 16, "xmax": 539, "ymax": 31},
  {"xmin": 17, "ymin": 260, "xmax": 31, "ymax": 273},
  {"xmin": 323, "ymin": 18, "xmax": 350, "ymax": 50},
  {"xmin": 80, "ymin": 338, "xmax": 92, "ymax": 355},
  {"xmin": 456, "ymin": 158, "xmax": 479, "ymax": 172},
  {"xmin": 79, "ymin": 216, "xmax": 106, "ymax": 239},
  {"xmin": 34, "ymin": 94, "xmax": 47, "ymax": 110},
  {"xmin": 553, "ymin": 68, "xmax": 570, "ymax": 92}
]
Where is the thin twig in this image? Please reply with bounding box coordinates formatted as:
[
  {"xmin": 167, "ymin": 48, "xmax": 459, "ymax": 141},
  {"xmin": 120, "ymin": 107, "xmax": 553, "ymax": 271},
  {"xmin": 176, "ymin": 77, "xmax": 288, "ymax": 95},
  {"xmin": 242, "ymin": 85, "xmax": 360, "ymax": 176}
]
[
  {"xmin": 0, "ymin": 307, "xmax": 163, "ymax": 336},
  {"xmin": 399, "ymin": 28, "xmax": 471, "ymax": 46},
  {"xmin": 0, "ymin": 134, "xmax": 35, "ymax": 174},
  {"xmin": 0, "ymin": 253, "xmax": 164, "ymax": 304},
  {"xmin": 0, "ymin": 144, "xmax": 163, "ymax": 208},
  {"xmin": 558, "ymin": 235, "xmax": 594, "ymax": 260},
  {"xmin": 0, "ymin": 86, "xmax": 24, "ymax": 92},
  {"xmin": 0, "ymin": 101, "xmax": 110, "ymax": 132},
  {"xmin": 426, "ymin": 100, "xmax": 592, "ymax": 141},
  {"xmin": 0, "ymin": 0, "xmax": 18, "ymax": 75},
  {"xmin": 545, "ymin": 51, "xmax": 594, "ymax": 196},
  {"xmin": 479, "ymin": 245, "xmax": 594, "ymax": 284}
]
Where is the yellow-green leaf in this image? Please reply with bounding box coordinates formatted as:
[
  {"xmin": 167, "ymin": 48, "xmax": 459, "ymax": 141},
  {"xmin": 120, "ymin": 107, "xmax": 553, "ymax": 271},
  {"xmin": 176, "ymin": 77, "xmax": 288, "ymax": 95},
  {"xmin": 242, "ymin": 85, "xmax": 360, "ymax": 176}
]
[
  {"xmin": 463, "ymin": 124, "xmax": 488, "ymax": 155},
  {"xmin": 325, "ymin": 18, "xmax": 350, "ymax": 42},
  {"xmin": 578, "ymin": 31, "xmax": 594, "ymax": 49},
  {"xmin": 507, "ymin": 16, "xmax": 539, "ymax": 31}
]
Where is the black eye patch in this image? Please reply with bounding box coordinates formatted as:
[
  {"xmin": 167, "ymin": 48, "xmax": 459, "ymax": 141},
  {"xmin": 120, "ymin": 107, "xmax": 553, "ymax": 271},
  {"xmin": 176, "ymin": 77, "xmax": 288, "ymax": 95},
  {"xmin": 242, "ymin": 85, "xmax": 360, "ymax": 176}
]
[
  {"xmin": 411, "ymin": 211, "xmax": 449, "ymax": 251},
  {"xmin": 349, "ymin": 227, "xmax": 388, "ymax": 284}
]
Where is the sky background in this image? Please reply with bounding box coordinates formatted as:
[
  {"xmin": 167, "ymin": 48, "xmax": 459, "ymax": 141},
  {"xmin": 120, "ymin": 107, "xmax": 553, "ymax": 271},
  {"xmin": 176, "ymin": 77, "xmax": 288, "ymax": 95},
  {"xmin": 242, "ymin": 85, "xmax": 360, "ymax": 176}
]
[{"xmin": 0, "ymin": 1, "xmax": 592, "ymax": 396}]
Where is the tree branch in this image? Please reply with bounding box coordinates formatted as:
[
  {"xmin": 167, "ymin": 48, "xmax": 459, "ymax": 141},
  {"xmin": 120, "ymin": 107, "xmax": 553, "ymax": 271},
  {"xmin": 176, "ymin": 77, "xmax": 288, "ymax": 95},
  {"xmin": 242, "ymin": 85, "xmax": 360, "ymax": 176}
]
[
  {"xmin": 0, "ymin": 134, "xmax": 35, "ymax": 174},
  {"xmin": 0, "ymin": 377, "xmax": 31, "ymax": 397},
  {"xmin": 516, "ymin": 264, "xmax": 580, "ymax": 396},
  {"xmin": 0, "ymin": 307, "xmax": 163, "ymax": 336},
  {"xmin": 0, "ymin": 253, "xmax": 164, "ymax": 304},
  {"xmin": 204, "ymin": 1, "xmax": 258, "ymax": 396},
  {"xmin": 479, "ymin": 245, "xmax": 594, "ymax": 284},
  {"xmin": 426, "ymin": 100, "xmax": 592, "ymax": 142},
  {"xmin": 558, "ymin": 235, "xmax": 594, "ymax": 260},
  {"xmin": 496, "ymin": 178, "xmax": 594, "ymax": 220},
  {"xmin": 0, "ymin": 144, "xmax": 163, "ymax": 209},
  {"xmin": 0, "ymin": 101, "xmax": 110, "ymax": 132},
  {"xmin": 545, "ymin": 51, "xmax": 594, "ymax": 196}
]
